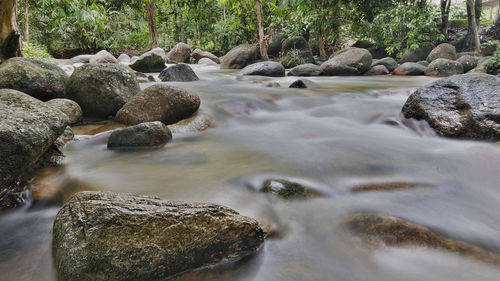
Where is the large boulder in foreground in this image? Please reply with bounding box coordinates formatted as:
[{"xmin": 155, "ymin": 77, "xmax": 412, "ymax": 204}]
[
  {"xmin": 0, "ymin": 90, "xmax": 69, "ymax": 189},
  {"xmin": 108, "ymin": 121, "xmax": 172, "ymax": 150},
  {"xmin": 240, "ymin": 61, "xmax": 285, "ymax": 77},
  {"xmin": 167, "ymin": 42, "xmax": 191, "ymax": 63},
  {"xmin": 65, "ymin": 64, "xmax": 140, "ymax": 118},
  {"xmin": 221, "ymin": 44, "xmax": 259, "ymax": 69},
  {"xmin": 159, "ymin": 64, "xmax": 199, "ymax": 82},
  {"xmin": 129, "ymin": 51, "xmax": 166, "ymax": 73},
  {"xmin": 0, "ymin": 58, "xmax": 68, "ymax": 101},
  {"xmin": 402, "ymin": 73, "xmax": 500, "ymax": 141},
  {"xmin": 424, "ymin": 58, "xmax": 464, "ymax": 77},
  {"xmin": 53, "ymin": 191, "xmax": 265, "ymax": 281},
  {"xmin": 427, "ymin": 43, "xmax": 457, "ymax": 63},
  {"xmin": 399, "ymin": 42, "xmax": 435, "ymax": 63},
  {"xmin": 320, "ymin": 48, "xmax": 372, "ymax": 76},
  {"xmin": 45, "ymin": 99, "xmax": 83, "ymax": 125},
  {"xmin": 115, "ymin": 85, "xmax": 200, "ymax": 125}
]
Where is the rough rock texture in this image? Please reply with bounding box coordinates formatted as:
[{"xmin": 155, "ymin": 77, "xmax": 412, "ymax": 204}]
[
  {"xmin": 399, "ymin": 43, "xmax": 435, "ymax": 63},
  {"xmin": 402, "ymin": 73, "xmax": 500, "ymax": 141},
  {"xmin": 371, "ymin": 57, "xmax": 398, "ymax": 72},
  {"xmin": 45, "ymin": 99, "xmax": 83, "ymax": 125},
  {"xmin": 393, "ymin": 63, "xmax": 427, "ymax": 76},
  {"xmin": 0, "ymin": 58, "xmax": 68, "ymax": 101},
  {"xmin": 0, "ymin": 90, "xmax": 69, "ymax": 190},
  {"xmin": 425, "ymin": 58, "xmax": 464, "ymax": 77},
  {"xmin": 89, "ymin": 50, "xmax": 118, "ymax": 64},
  {"xmin": 167, "ymin": 43, "xmax": 191, "ymax": 63},
  {"xmin": 240, "ymin": 62, "xmax": 285, "ymax": 77},
  {"xmin": 65, "ymin": 64, "xmax": 140, "ymax": 118},
  {"xmin": 457, "ymin": 51, "xmax": 482, "ymax": 58},
  {"xmin": 53, "ymin": 191, "xmax": 265, "ymax": 281},
  {"xmin": 191, "ymin": 49, "xmax": 219, "ymax": 64},
  {"xmin": 417, "ymin": 60, "xmax": 430, "ymax": 67},
  {"xmin": 320, "ymin": 48, "xmax": 372, "ymax": 76},
  {"xmin": 221, "ymin": 44, "xmax": 259, "ymax": 69},
  {"xmin": 129, "ymin": 51, "xmax": 166, "ymax": 73},
  {"xmin": 288, "ymin": 64, "xmax": 321, "ymax": 76},
  {"xmin": 115, "ymin": 85, "xmax": 200, "ymax": 125},
  {"xmin": 364, "ymin": 65, "xmax": 390, "ymax": 76},
  {"xmin": 457, "ymin": 55, "xmax": 479, "ymax": 73},
  {"xmin": 107, "ymin": 121, "xmax": 172, "ymax": 150},
  {"xmin": 427, "ymin": 43, "xmax": 457, "ymax": 63},
  {"xmin": 159, "ymin": 64, "xmax": 199, "ymax": 82},
  {"xmin": 260, "ymin": 179, "xmax": 324, "ymax": 200},
  {"xmin": 281, "ymin": 36, "xmax": 315, "ymax": 68},
  {"xmin": 198, "ymin": 58, "xmax": 217, "ymax": 65}
]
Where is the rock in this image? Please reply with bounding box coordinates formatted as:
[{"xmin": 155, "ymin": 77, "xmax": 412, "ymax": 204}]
[
  {"xmin": 60, "ymin": 64, "xmax": 75, "ymax": 73},
  {"xmin": 150, "ymin": 47, "xmax": 168, "ymax": 61},
  {"xmin": 129, "ymin": 51, "xmax": 166, "ymax": 73},
  {"xmin": 364, "ymin": 65, "xmax": 390, "ymax": 76},
  {"xmin": 280, "ymin": 36, "xmax": 315, "ymax": 68},
  {"xmin": 115, "ymin": 85, "xmax": 200, "ymax": 125},
  {"xmin": 371, "ymin": 57, "xmax": 398, "ymax": 72},
  {"xmin": 457, "ymin": 55, "xmax": 479, "ymax": 72},
  {"xmin": 350, "ymin": 182, "xmax": 433, "ymax": 193},
  {"xmin": 267, "ymin": 31, "xmax": 284, "ymax": 58},
  {"xmin": 221, "ymin": 44, "xmax": 259, "ymax": 69},
  {"xmin": 481, "ymin": 44, "xmax": 497, "ymax": 56},
  {"xmin": 53, "ymin": 191, "xmax": 265, "ymax": 281},
  {"xmin": 457, "ymin": 51, "xmax": 482, "ymax": 58},
  {"xmin": 45, "ymin": 99, "xmax": 83, "ymax": 125},
  {"xmin": 368, "ymin": 46, "xmax": 391, "ymax": 59},
  {"xmin": 402, "ymin": 73, "xmax": 500, "ymax": 141},
  {"xmin": 417, "ymin": 60, "xmax": 429, "ymax": 67},
  {"xmin": 265, "ymin": 82, "xmax": 280, "ymax": 88},
  {"xmin": 198, "ymin": 58, "xmax": 217, "ymax": 65},
  {"xmin": 70, "ymin": 55, "xmax": 94, "ymax": 64},
  {"xmin": 191, "ymin": 49, "xmax": 219, "ymax": 64},
  {"xmin": 320, "ymin": 48, "xmax": 372, "ymax": 76},
  {"xmin": 159, "ymin": 64, "xmax": 199, "ymax": 82},
  {"xmin": 289, "ymin": 79, "xmax": 317, "ymax": 89},
  {"xmin": 352, "ymin": 40, "xmax": 374, "ymax": 49},
  {"xmin": 0, "ymin": 89, "xmax": 69, "ymax": 191},
  {"xmin": 425, "ymin": 58, "xmax": 464, "ymax": 77},
  {"xmin": 0, "ymin": 58, "xmax": 68, "ymax": 101},
  {"xmin": 240, "ymin": 61, "xmax": 285, "ymax": 77},
  {"xmin": 399, "ymin": 43, "xmax": 435, "ymax": 63},
  {"xmin": 72, "ymin": 120, "xmax": 125, "ymax": 136},
  {"xmin": 167, "ymin": 42, "xmax": 191, "ymax": 63},
  {"xmin": 107, "ymin": 121, "xmax": 172, "ymax": 150},
  {"xmin": 60, "ymin": 126, "xmax": 75, "ymax": 143},
  {"xmin": 393, "ymin": 62, "xmax": 426, "ymax": 76},
  {"xmin": 167, "ymin": 113, "xmax": 213, "ymax": 133},
  {"xmin": 260, "ymin": 179, "xmax": 324, "ymax": 200},
  {"xmin": 117, "ymin": 54, "xmax": 131, "ymax": 63},
  {"xmin": 130, "ymin": 56, "xmax": 139, "ymax": 64},
  {"xmin": 427, "ymin": 43, "xmax": 457, "ymax": 63},
  {"xmin": 288, "ymin": 64, "xmax": 321, "ymax": 76},
  {"xmin": 65, "ymin": 64, "xmax": 140, "ymax": 119},
  {"xmin": 469, "ymin": 56, "xmax": 493, "ymax": 73},
  {"xmin": 89, "ymin": 50, "xmax": 118, "ymax": 64}
]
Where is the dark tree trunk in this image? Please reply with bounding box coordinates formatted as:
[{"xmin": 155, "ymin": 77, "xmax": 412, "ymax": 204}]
[
  {"xmin": 255, "ymin": 0, "xmax": 268, "ymax": 60},
  {"xmin": 489, "ymin": 11, "xmax": 500, "ymax": 40},
  {"xmin": 466, "ymin": 0, "xmax": 481, "ymax": 52},
  {"xmin": 475, "ymin": 0, "xmax": 482, "ymax": 27},
  {"xmin": 146, "ymin": 0, "xmax": 158, "ymax": 49},
  {"xmin": 440, "ymin": 0, "xmax": 451, "ymax": 39},
  {"xmin": 23, "ymin": 0, "xmax": 28, "ymax": 42},
  {"xmin": 0, "ymin": 0, "xmax": 23, "ymax": 62}
]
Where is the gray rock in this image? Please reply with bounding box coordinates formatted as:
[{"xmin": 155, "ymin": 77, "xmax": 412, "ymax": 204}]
[
  {"xmin": 393, "ymin": 62, "xmax": 427, "ymax": 76},
  {"xmin": 53, "ymin": 191, "xmax": 265, "ymax": 281},
  {"xmin": 115, "ymin": 85, "xmax": 200, "ymax": 125},
  {"xmin": 417, "ymin": 61, "xmax": 429, "ymax": 67},
  {"xmin": 167, "ymin": 43, "xmax": 191, "ymax": 63},
  {"xmin": 89, "ymin": 50, "xmax": 118, "ymax": 64},
  {"xmin": 240, "ymin": 61, "xmax": 285, "ymax": 77},
  {"xmin": 107, "ymin": 121, "xmax": 172, "ymax": 150},
  {"xmin": 117, "ymin": 54, "xmax": 131, "ymax": 63},
  {"xmin": 399, "ymin": 43, "xmax": 435, "ymax": 63},
  {"xmin": 457, "ymin": 55, "xmax": 479, "ymax": 72},
  {"xmin": 159, "ymin": 64, "xmax": 199, "ymax": 82},
  {"xmin": 129, "ymin": 51, "xmax": 166, "ymax": 73},
  {"xmin": 0, "ymin": 58, "xmax": 68, "ymax": 101},
  {"xmin": 364, "ymin": 65, "xmax": 390, "ymax": 76},
  {"xmin": 198, "ymin": 58, "xmax": 217, "ymax": 65},
  {"xmin": 320, "ymin": 48, "xmax": 372, "ymax": 76},
  {"xmin": 427, "ymin": 43, "xmax": 457, "ymax": 63},
  {"xmin": 150, "ymin": 47, "xmax": 168, "ymax": 61},
  {"xmin": 45, "ymin": 98, "xmax": 83, "ymax": 125},
  {"xmin": 481, "ymin": 44, "xmax": 497, "ymax": 56},
  {"xmin": 425, "ymin": 58, "xmax": 464, "ymax": 77},
  {"xmin": 457, "ymin": 51, "xmax": 482, "ymax": 58},
  {"xmin": 267, "ymin": 31, "xmax": 284, "ymax": 58},
  {"xmin": 191, "ymin": 49, "xmax": 219, "ymax": 64},
  {"xmin": 280, "ymin": 36, "xmax": 315, "ymax": 68},
  {"xmin": 288, "ymin": 63, "xmax": 321, "ymax": 76},
  {"xmin": 261, "ymin": 179, "xmax": 324, "ymax": 200},
  {"xmin": 221, "ymin": 44, "xmax": 259, "ymax": 69},
  {"xmin": 402, "ymin": 73, "xmax": 500, "ymax": 141},
  {"xmin": 289, "ymin": 79, "xmax": 318, "ymax": 89},
  {"xmin": 70, "ymin": 55, "xmax": 94, "ymax": 64},
  {"xmin": 371, "ymin": 57, "xmax": 398, "ymax": 72},
  {"xmin": 65, "ymin": 64, "xmax": 140, "ymax": 118}
]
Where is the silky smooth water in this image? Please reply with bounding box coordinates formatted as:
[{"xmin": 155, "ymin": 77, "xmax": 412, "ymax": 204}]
[{"xmin": 2, "ymin": 65, "xmax": 500, "ymax": 281}]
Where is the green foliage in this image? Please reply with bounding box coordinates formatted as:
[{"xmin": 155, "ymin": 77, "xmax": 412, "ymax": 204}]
[
  {"xmin": 449, "ymin": 19, "xmax": 468, "ymax": 29},
  {"xmin": 22, "ymin": 42, "xmax": 57, "ymax": 64},
  {"xmin": 279, "ymin": 49, "xmax": 306, "ymax": 68},
  {"xmin": 485, "ymin": 47, "xmax": 500, "ymax": 75}
]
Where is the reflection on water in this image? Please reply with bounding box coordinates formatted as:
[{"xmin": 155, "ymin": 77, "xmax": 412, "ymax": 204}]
[{"xmin": 2, "ymin": 66, "xmax": 500, "ymax": 281}]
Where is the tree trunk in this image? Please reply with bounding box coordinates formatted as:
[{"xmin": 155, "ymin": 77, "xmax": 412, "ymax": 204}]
[
  {"xmin": 466, "ymin": 0, "xmax": 481, "ymax": 52},
  {"xmin": 318, "ymin": 33, "xmax": 327, "ymax": 60},
  {"xmin": 146, "ymin": 0, "xmax": 158, "ymax": 49},
  {"xmin": 440, "ymin": 0, "xmax": 451, "ymax": 39},
  {"xmin": 255, "ymin": 0, "xmax": 269, "ymax": 61},
  {"xmin": 0, "ymin": 0, "xmax": 23, "ymax": 62},
  {"xmin": 475, "ymin": 0, "xmax": 482, "ymax": 27}
]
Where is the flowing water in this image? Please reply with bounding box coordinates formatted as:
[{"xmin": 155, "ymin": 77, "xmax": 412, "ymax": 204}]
[{"xmin": 1, "ymin": 65, "xmax": 500, "ymax": 281}]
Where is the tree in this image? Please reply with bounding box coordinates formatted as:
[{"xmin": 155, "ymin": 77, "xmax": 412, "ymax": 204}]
[
  {"xmin": 440, "ymin": 0, "xmax": 452, "ymax": 39},
  {"xmin": 22, "ymin": 0, "xmax": 28, "ymax": 42},
  {"xmin": 466, "ymin": 0, "xmax": 481, "ymax": 52},
  {"xmin": 147, "ymin": 0, "xmax": 159, "ymax": 49},
  {"xmin": 0, "ymin": 0, "xmax": 23, "ymax": 61},
  {"xmin": 254, "ymin": 0, "xmax": 268, "ymax": 60}
]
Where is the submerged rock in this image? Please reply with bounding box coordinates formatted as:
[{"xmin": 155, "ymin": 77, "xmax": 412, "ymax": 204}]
[
  {"xmin": 89, "ymin": 50, "xmax": 118, "ymax": 64},
  {"xmin": 393, "ymin": 62, "xmax": 426, "ymax": 76},
  {"xmin": 53, "ymin": 191, "xmax": 265, "ymax": 281},
  {"xmin": 167, "ymin": 113, "xmax": 213, "ymax": 133},
  {"xmin": 288, "ymin": 63, "xmax": 321, "ymax": 76},
  {"xmin": 425, "ymin": 58, "xmax": 464, "ymax": 77},
  {"xmin": 350, "ymin": 181, "xmax": 433, "ymax": 193},
  {"xmin": 129, "ymin": 51, "xmax": 166, "ymax": 73},
  {"xmin": 107, "ymin": 121, "xmax": 172, "ymax": 150},
  {"xmin": 427, "ymin": 43, "xmax": 457, "ymax": 63},
  {"xmin": 289, "ymin": 79, "xmax": 318, "ymax": 89},
  {"xmin": 240, "ymin": 61, "xmax": 285, "ymax": 77},
  {"xmin": 167, "ymin": 42, "xmax": 191, "ymax": 63},
  {"xmin": 221, "ymin": 44, "xmax": 259, "ymax": 69},
  {"xmin": 260, "ymin": 179, "xmax": 324, "ymax": 200},
  {"xmin": 159, "ymin": 64, "xmax": 199, "ymax": 82},
  {"xmin": 45, "ymin": 98, "xmax": 83, "ymax": 125},
  {"xmin": 320, "ymin": 48, "xmax": 372, "ymax": 76}
]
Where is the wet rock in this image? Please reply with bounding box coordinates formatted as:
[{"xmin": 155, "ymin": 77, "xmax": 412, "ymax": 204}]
[
  {"xmin": 399, "ymin": 42, "xmax": 435, "ymax": 63},
  {"xmin": 191, "ymin": 49, "xmax": 219, "ymax": 64},
  {"xmin": 371, "ymin": 57, "xmax": 398, "ymax": 72},
  {"xmin": 0, "ymin": 58, "xmax": 68, "ymax": 101},
  {"xmin": 350, "ymin": 182, "xmax": 433, "ymax": 193},
  {"xmin": 288, "ymin": 63, "xmax": 321, "ymax": 76},
  {"xmin": 159, "ymin": 64, "xmax": 199, "ymax": 82},
  {"xmin": 115, "ymin": 85, "xmax": 200, "ymax": 125},
  {"xmin": 65, "ymin": 64, "xmax": 140, "ymax": 118},
  {"xmin": 215, "ymin": 99, "xmax": 274, "ymax": 116},
  {"xmin": 117, "ymin": 53, "xmax": 131, "ymax": 63},
  {"xmin": 425, "ymin": 58, "xmax": 464, "ymax": 77},
  {"xmin": 393, "ymin": 62, "xmax": 426, "ymax": 76},
  {"xmin": 72, "ymin": 120, "xmax": 125, "ymax": 136},
  {"xmin": 198, "ymin": 58, "xmax": 217, "ymax": 65},
  {"xmin": 53, "ymin": 191, "xmax": 265, "ymax": 281},
  {"xmin": 167, "ymin": 113, "xmax": 213, "ymax": 133},
  {"xmin": 167, "ymin": 42, "xmax": 191, "ymax": 63},
  {"xmin": 260, "ymin": 179, "xmax": 324, "ymax": 200},
  {"xmin": 281, "ymin": 36, "xmax": 315, "ymax": 68},
  {"xmin": 320, "ymin": 48, "xmax": 372, "ymax": 76},
  {"xmin": 364, "ymin": 65, "xmax": 390, "ymax": 76},
  {"xmin": 89, "ymin": 50, "xmax": 118, "ymax": 64},
  {"xmin": 289, "ymin": 79, "xmax": 318, "ymax": 89},
  {"xmin": 240, "ymin": 61, "xmax": 285, "ymax": 77},
  {"xmin": 70, "ymin": 55, "xmax": 94, "ymax": 64},
  {"xmin": 45, "ymin": 98, "xmax": 83, "ymax": 125},
  {"xmin": 107, "ymin": 121, "xmax": 172, "ymax": 150},
  {"xmin": 265, "ymin": 82, "xmax": 281, "ymax": 88},
  {"xmin": 129, "ymin": 51, "xmax": 166, "ymax": 72},
  {"xmin": 417, "ymin": 60, "xmax": 429, "ymax": 67},
  {"xmin": 427, "ymin": 43, "xmax": 457, "ymax": 63},
  {"xmin": 402, "ymin": 73, "xmax": 500, "ymax": 141},
  {"xmin": 221, "ymin": 44, "xmax": 259, "ymax": 69},
  {"xmin": 60, "ymin": 126, "xmax": 75, "ymax": 143},
  {"xmin": 457, "ymin": 55, "xmax": 479, "ymax": 72}
]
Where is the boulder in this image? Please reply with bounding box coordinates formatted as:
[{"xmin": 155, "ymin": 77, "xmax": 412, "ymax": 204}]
[
  {"xmin": 129, "ymin": 51, "xmax": 166, "ymax": 73},
  {"xmin": 168, "ymin": 113, "xmax": 213, "ymax": 133},
  {"xmin": 457, "ymin": 55, "xmax": 479, "ymax": 72},
  {"xmin": 371, "ymin": 57, "xmax": 398, "ymax": 72},
  {"xmin": 107, "ymin": 121, "xmax": 172, "ymax": 150},
  {"xmin": 288, "ymin": 63, "xmax": 321, "ymax": 76},
  {"xmin": 89, "ymin": 50, "xmax": 118, "ymax": 64},
  {"xmin": 364, "ymin": 65, "xmax": 390, "ymax": 76},
  {"xmin": 70, "ymin": 55, "xmax": 94, "ymax": 64},
  {"xmin": 53, "ymin": 191, "xmax": 265, "ymax": 281},
  {"xmin": 320, "ymin": 48, "xmax": 372, "ymax": 76},
  {"xmin": 289, "ymin": 79, "xmax": 318, "ymax": 89},
  {"xmin": 159, "ymin": 64, "xmax": 199, "ymax": 82},
  {"xmin": 221, "ymin": 44, "xmax": 259, "ymax": 69},
  {"xmin": 65, "ymin": 64, "xmax": 140, "ymax": 118},
  {"xmin": 240, "ymin": 61, "xmax": 285, "ymax": 77},
  {"xmin": 399, "ymin": 43, "xmax": 435, "ymax": 63},
  {"xmin": 0, "ymin": 58, "xmax": 68, "ymax": 101},
  {"xmin": 457, "ymin": 51, "xmax": 482, "ymax": 58},
  {"xmin": 198, "ymin": 58, "xmax": 217, "ymax": 65},
  {"xmin": 150, "ymin": 47, "xmax": 168, "ymax": 61},
  {"xmin": 267, "ymin": 31, "xmax": 284, "ymax": 58},
  {"xmin": 117, "ymin": 54, "xmax": 131, "ymax": 63},
  {"xmin": 481, "ymin": 44, "xmax": 497, "ymax": 56},
  {"xmin": 402, "ymin": 73, "xmax": 500, "ymax": 141},
  {"xmin": 393, "ymin": 62, "xmax": 426, "ymax": 76},
  {"xmin": 45, "ymin": 99, "xmax": 83, "ymax": 125},
  {"xmin": 427, "ymin": 43, "xmax": 457, "ymax": 63},
  {"xmin": 425, "ymin": 58, "xmax": 464, "ymax": 77},
  {"xmin": 417, "ymin": 60, "xmax": 429, "ymax": 67},
  {"xmin": 167, "ymin": 42, "xmax": 191, "ymax": 63},
  {"xmin": 260, "ymin": 179, "xmax": 324, "ymax": 200},
  {"xmin": 191, "ymin": 49, "xmax": 219, "ymax": 64},
  {"xmin": 280, "ymin": 36, "xmax": 315, "ymax": 68},
  {"xmin": 115, "ymin": 85, "xmax": 200, "ymax": 125}
]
